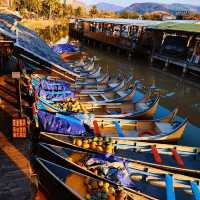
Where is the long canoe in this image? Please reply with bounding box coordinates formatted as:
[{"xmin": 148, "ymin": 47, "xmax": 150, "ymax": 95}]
[
  {"xmin": 31, "ymin": 71, "xmax": 131, "ymax": 94},
  {"xmin": 35, "ymin": 108, "xmax": 187, "ymax": 142},
  {"xmin": 36, "ymin": 92, "xmax": 160, "ymax": 119},
  {"xmin": 77, "ymin": 65, "xmax": 102, "ymax": 78},
  {"xmin": 35, "ymin": 143, "xmax": 200, "ymax": 200},
  {"xmin": 75, "ymin": 72, "xmax": 110, "ymax": 86},
  {"xmin": 32, "ymin": 157, "xmax": 155, "ymax": 200},
  {"xmin": 39, "ymin": 83, "xmax": 136, "ymax": 104},
  {"xmin": 38, "ymin": 132, "xmax": 199, "ymax": 177},
  {"xmin": 76, "ymin": 75, "xmax": 134, "ymax": 94}
]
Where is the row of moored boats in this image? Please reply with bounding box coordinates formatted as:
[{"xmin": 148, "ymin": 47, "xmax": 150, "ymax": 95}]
[{"xmin": 21, "ymin": 56, "xmax": 199, "ymax": 200}]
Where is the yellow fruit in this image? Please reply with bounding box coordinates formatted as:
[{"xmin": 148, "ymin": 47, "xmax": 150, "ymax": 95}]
[
  {"xmin": 96, "ymin": 146, "xmax": 103, "ymax": 152},
  {"xmin": 93, "ymin": 137, "xmax": 98, "ymax": 142},
  {"xmin": 76, "ymin": 139, "xmax": 82, "ymax": 147},
  {"xmin": 83, "ymin": 142, "xmax": 90, "ymax": 149},
  {"xmin": 91, "ymin": 181, "xmax": 98, "ymax": 189},
  {"xmin": 86, "ymin": 193, "xmax": 90, "ymax": 200},
  {"xmin": 98, "ymin": 181, "xmax": 104, "ymax": 187},
  {"xmin": 68, "ymin": 157, "xmax": 73, "ymax": 162},
  {"xmin": 104, "ymin": 182, "xmax": 110, "ymax": 188},
  {"xmin": 90, "ymin": 142, "xmax": 97, "ymax": 150},
  {"xmin": 103, "ymin": 186, "xmax": 109, "ymax": 193},
  {"xmin": 106, "ymin": 146, "xmax": 113, "ymax": 154}
]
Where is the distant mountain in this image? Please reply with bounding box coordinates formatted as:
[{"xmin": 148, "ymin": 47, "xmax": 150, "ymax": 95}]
[
  {"xmin": 123, "ymin": 2, "xmax": 200, "ymax": 14},
  {"xmin": 95, "ymin": 2, "xmax": 124, "ymax": 12}
]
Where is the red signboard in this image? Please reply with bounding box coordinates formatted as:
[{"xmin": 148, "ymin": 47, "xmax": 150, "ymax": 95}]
[{"xmin": 12, "ymin": 118, "xmax": 27, "ymax": 138}]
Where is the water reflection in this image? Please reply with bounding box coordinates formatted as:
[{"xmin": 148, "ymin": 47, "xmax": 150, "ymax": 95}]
[
  {"xmin": 35, "ymin": 25, "xmax": 69, "ymax": 45},
  {"xmin": 37, "ymin": 24, "xmax": 200, "ymax": 147}
]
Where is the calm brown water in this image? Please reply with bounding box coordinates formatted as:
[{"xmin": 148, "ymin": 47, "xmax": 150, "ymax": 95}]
[{"xmin": 36, "ymin": 25, "xmax": 200, "ymax": 147}]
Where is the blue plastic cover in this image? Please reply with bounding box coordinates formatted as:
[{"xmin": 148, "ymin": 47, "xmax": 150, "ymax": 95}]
[
  {"xmin": 51, "ymin": 43, "xmax": 79, "ymax": 54},
  {"xmin": 37, "ymin": 110, "xmax": 87, "ymax": 136}
]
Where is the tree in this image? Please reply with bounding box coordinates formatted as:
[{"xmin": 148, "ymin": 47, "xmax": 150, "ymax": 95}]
[
  {"xmin": 74, "ymin": 6, "xmax": 83, "ymax": 17},
  {"xmin": 30, "ymin": 0, "xmax": 42, "ymax": 17},
  {"xmin": 43, "ymin": 0, "xmax": 60, "ymax": 19},
  {"xmin": 119, "ymin": 11, "xmax": 139, "ymax": 19},
  {"xmin": 89, "ymin": 5, "xmax": 98, "ymax": 18},
  {"xmin": 65, "ymin": 4, "xmax": 74, "ymax": 18},
  {"xmin": 12, "ymin": 0, "xmax": 26, "ymax": 11}
]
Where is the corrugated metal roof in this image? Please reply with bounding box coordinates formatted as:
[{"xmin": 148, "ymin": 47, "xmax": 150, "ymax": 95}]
[
  {"xmin": 148, "ymin": 21, "xmax": 200, "ymax": 33},
  {"xmin": 79, "ymin": 18, "xmax": 200, "ymax": 33},
  {"xmin": 79, "ymin": 18, "xmax": 163, "ymax": 26}
]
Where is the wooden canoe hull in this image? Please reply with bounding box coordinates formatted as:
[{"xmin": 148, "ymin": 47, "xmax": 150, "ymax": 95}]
[
  {"xmin": 36, "ymin": 95, "xmax": 160, "ymax": 119},
  {"xmin": 32, "ymin": 157, "xmax": 155, "ymax": 200},
  {"xmin": 34, "ymin": 143, "xmax": 199, "ymax": 200},
  {"xmin": 36, "ymin": 134, "xmax": 199, "ymax": 177},
  {"xmin": 32, "ymin": 157, "xmax": 80, "ymax": 200}
]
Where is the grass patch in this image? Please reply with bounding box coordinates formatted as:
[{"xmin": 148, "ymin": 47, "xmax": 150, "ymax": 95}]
[{"xmin": 21, "ymin": 18, "xmax": 69, "ymax": 30}]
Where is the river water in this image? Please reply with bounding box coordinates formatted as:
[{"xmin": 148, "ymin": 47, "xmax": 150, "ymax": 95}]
[{"xmin": 36, "ymin": 25, "xmax": 200, "ymax": 147}]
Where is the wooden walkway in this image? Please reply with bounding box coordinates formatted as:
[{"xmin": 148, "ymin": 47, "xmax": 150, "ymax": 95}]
[{"xmin": 0, "ymin": 75, "xmax": 46, "ymax": 200}]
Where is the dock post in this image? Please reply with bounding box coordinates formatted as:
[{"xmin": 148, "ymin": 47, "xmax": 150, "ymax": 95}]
[
  {"xmin": 165, "ymin": 59, "xmax": 169, "ymax": 68},
  {"xmin": 93, "ymin": 41, "xmax": 96, "ymax": 48},
  {"xmin": 99, "ymin": 43, "xmax": 103, "ymax": 49},
  {"xmin": 182, "ymin": 63, "xmax": 188, "ymax": 76},
  {"xmin": 128, "ymin": 51, "xmax": 132, "ymax": 60},
  {"xmin": 150, "ymin": 56, "xmax": 154, "ymax": 64},
  {"xmin": 107, "ymin": 45, "xmax": 111, "ymax": 52},
  {"xmin": 117, "ymin": 48, "xmax": 120, "ymax": 55}
]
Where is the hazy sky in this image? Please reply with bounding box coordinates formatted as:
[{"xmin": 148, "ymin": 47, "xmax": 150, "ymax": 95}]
[{"xmin": 84, "ymin": 0, "xmax": 200, "ymax": 7}]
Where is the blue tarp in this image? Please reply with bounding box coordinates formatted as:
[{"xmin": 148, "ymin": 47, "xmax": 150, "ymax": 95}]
[
  {"xmin": 37, "ymin": 110, "xmax": 88, "ymax": 136},
  {"xmin": 51, "ymin": 43, "xmax": 79, "ymax": 54}
]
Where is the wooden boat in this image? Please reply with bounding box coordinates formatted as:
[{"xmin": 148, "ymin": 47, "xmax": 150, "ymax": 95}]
[
  {"xmin": 36, "ymin": 82, "xmax": 136, "ymax": 104},
  {"xmin": 36, "ymin": 92, "xmax": 160, "ymax": 119},
  {"xmin": 32, "ymin": 157, "xmax": 155, "ymax": 200},
  {"xmin": 75, "ymin": 72, "xmax": 110, "ymax": 86},
  {"xmin": 32, "ymin": 71, "xmax": 133, "ymax": 95},
  {"xmin": 35, "ymin": 143, "xmax": 200, "ymax": 200},
  {"xmin": 38, "ymin": 132, "xmax": 199, "ymax": 177},
  {"xmin": 67, "ymin": 60, "xmax": 96, "ymax": 73},
  {"xmin": 60, "ymin": 51, "xmax": 83, "ymax": 60},
  {"xmin": 78, "ymin": 75, "xmax": 133, "ymax": 94},
  {"xmin": 78, "ymin": 65, "xmax": 102, "ymax": 78},
  {"xmin": 35, "ymin": 107, "xmax": 187, "ymax": 142}
]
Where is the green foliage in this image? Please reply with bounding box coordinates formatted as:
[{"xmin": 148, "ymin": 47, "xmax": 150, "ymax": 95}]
[
  {"xmin": 89, "ymin": 5, "xmax": 98, "ymax": 17},
  {"xmin": 11, "ymin": 0, "xmax": 77, "ymax": 19},
  {"xmin": 98, "ymin": 11, "xmax": 119, "ymax": 18},
  {"xmin": 119, "ymin": 11, "xmax": 140, "ymax": 19},
  {"xmin": 74, "ymin": 6, "xmax": 83, "ymax": 17}
]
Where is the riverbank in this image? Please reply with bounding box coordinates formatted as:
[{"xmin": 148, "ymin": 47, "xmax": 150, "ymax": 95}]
[{"xmin": 21, "ymin": 18, "xmax": 69, "ymax": 30}]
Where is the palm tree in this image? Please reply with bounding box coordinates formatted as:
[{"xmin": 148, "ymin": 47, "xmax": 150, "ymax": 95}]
[
  {"xmin": 43, "ymin": 0, "xmax": 59, "ymax": 19},
  {"xmin": 74, "ymin": 6, "xmax": 83, "ymax": 17},
  {"xmin": 89, "ymin": 5, "xmax": 98, "ymax": 18}
]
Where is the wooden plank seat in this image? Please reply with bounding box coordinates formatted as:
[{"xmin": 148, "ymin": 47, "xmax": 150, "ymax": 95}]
[{"xmin": 155, "ymin": 122, "xmax": 174, "ymax": 134}]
